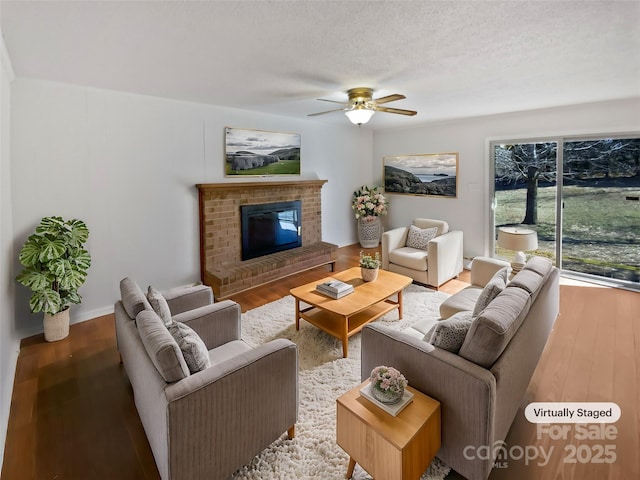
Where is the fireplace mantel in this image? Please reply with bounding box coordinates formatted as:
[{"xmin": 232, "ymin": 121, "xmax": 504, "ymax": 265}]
[
  {"xmin": 196, "ymin": 180, "xmax": 336, "ymax": 298},
  {"xmin": 196, "ymin": 179, "xmax": 328, "ymax": 192}
]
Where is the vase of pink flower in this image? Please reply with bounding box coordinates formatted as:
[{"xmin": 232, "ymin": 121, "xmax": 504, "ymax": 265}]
[
  {"xmin": 369, "ymin": 365, "xmax": 408, "ymax": 405},
  {"xmin": 352, "ymin": 185, "xmax": 388, "ymax": 248}
]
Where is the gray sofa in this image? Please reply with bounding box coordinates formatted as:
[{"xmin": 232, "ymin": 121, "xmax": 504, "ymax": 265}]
[
  {"xmin": 361, "ymin": 256, "xmax": 559, "ymax": 480},
  {"xmin": 115, "ymin": 278, "xmax": 298, "ymax": 480}
]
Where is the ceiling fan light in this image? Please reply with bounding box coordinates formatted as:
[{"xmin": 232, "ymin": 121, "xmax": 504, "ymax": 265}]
[{"xmin": 345, "ymin": 108, "xmax": 375, "ymax": 125}]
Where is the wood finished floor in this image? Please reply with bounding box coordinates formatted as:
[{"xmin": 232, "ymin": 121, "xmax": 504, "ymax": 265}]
[{"xmin": 2, "ymin": 244, "xmax": 638, "ymax": 480}]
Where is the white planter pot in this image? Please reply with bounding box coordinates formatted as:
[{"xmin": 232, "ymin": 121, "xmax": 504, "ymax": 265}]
[
  {"xmin": 358, "ymin": 216, "xmax": 382, "ymax": 248},
  {"xmin": 361, "ymin": 267, "xmax": 379, "ymax": 282},
  {"xmin": 43, "ymin": 308, "xmax": 70, "ymax": 342}
]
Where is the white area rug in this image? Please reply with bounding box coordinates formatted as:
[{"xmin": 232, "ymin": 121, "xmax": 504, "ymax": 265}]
[{"xmin": 231, "ymin": 284, "xmax": 451, "ymax": 480}]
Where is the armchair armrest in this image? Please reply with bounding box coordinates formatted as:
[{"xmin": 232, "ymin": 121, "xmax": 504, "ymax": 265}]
[
  {"xmin": 163, "ymin": 284, "xmax": 214, "ymax": 315},
  {"xmin": 426, "ymin": 230, "xmax": 464, "ymax": 287},
  {"xmin": 381, "ymin": 226, "xmax": 409, "ymax": 269},
  {"xmin": 470, "ymin": 256, "xmax": 511, "ymax": 287},
  {"xmin": 361, "ymin": 323, "xmax": 496, "ymax": 480},
  {"xmin": 172, "ymin": 300, "xmax": 241, "ymax": 349},
  {"xmin": 164, "ymin": 339, "xmax": 298, "ymax": 480}
]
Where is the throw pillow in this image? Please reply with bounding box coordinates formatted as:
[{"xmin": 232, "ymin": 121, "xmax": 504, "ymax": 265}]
[
  {"xmin": 472, "ymin": 267, "xmax": 508, "ymax": 317},
  {"xmin": 424, "ymin": 311, "xmax": 474, "ymax": 353},
  {"xmin": 136, "ymin": 310, "xmax": 189, "ymax": 383},
  {"xmin": 406, "ymin": 225, "xmax": 438, "ymax": 250},
  {"xmin": 167, "ymin": 321, "xmax": 211, "ymax": 374},
  {"xmin": 147, "ymin": 286, "xmax": 172, "ymax": 326}
]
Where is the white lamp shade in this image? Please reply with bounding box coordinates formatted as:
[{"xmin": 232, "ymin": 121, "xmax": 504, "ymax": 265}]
[
  {"xmin": 345, "ymin": 108, "xmax": 375, "ymax": 125},
  {"xmin": 497, "ymin": 227, "xmax": 539, "ymax": 252}
]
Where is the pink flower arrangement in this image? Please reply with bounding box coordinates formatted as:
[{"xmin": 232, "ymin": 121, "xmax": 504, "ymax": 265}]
[
  {"xmin": 351, "ymin": 185, "xmax": 388, "ymax": 219},
  {"xmin": 369, "ymin": 366, "xmax": 407, "ymax": 395}
]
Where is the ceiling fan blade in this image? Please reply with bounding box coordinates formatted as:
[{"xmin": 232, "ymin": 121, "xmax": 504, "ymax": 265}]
[
  {"xmin": 373, "ymin": 94, "xmax": 405, "ymax": 105},
  {"xmin": 307, "ymin": 108, "xmax": 347, "ymax": 117},
  {"xmin": 317, "ymin": 98, "xmax": 349, "ymax": 105},
  {"xmin": 375, "ymin": 106, "xmax": 417, "ymax": 116}
]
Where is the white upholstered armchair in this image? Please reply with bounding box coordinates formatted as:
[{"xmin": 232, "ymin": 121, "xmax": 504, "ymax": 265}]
[{"xmin": 381, "ymin": 218, "xmax": 463, "ymax": 288}]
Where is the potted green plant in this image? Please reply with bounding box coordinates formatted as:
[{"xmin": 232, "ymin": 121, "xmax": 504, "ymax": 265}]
[
  {"xmin": 16, "ymin": 216, "xmax": 91, "ymax": 341},
  {"xmin": 359, "ymin": 251, "xmax": 381, "ymax": 282}
]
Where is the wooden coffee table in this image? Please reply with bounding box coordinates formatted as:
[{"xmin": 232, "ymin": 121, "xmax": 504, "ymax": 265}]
[
  {"xmin": 336, "ymin": 381, "xmax": 441, "ymax": 480},
  {"xmin": 289, "ymin": 267, "xmax": 412, "ymax": 357}
]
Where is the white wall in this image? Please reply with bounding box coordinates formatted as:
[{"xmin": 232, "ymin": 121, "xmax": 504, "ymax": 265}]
[
  {"xmin": 10, "ymin": 78, "xmax": 373, "ymax": 338},
  {"xmin": 373, "ymin": 98, "xmax": 640, "ymax": 259},
  {"xmin": 0, "ymin": 27, "xmax": 17, "ymax": 474}
]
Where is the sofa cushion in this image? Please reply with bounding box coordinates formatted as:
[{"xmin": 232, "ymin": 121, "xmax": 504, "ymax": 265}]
[
  {"xmin": 406, "ymin": 225, "xmax": 438, "ymax": 250},
  {"xmin": 147, "ymin": 286, "xmax": 172, "ymax": 326},
  {"xmin": 389, "ymin": 247, "xmax": 429, "ymax": 270},
  {"xmin": 459, "ymin": 286, "xmax": 532, "ymax": 368},
  {"xmin": 424, "ymin": 310, "xmax": 474, "ymax": 353},
  {"xmin": 439, "ymin": 286, "xmax": 482, "ymax": 319},
  {"xmin": 509, "ymin": 256, "xmax": 553, "ymax": 303},
  {"xmin": 522, "ymin": 256, "xmax": 553, "ymax": 278},
  {"xmin": 136, "ymin": 310, "xmax": 189, "ymax": 382},
  {"xmin": 167, "ymin": 321, "xmax": 211, "ymax": 374},
  {"xmin": 120, "ymin": 277, "xmax": 151, "ymax": 319},
  {"xmin": 472, "ymin": 267, "xmax": 509, "ymax": 317},
  {"xmin": 508, "ymin": 268, "xmax": 544, "ymax": 294}
]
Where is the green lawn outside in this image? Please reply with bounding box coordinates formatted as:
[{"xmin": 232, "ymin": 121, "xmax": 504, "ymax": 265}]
[
  {"xmin": 225, "ymin": 160, "xmax": 300, "ymax": 176},
  {"xmin": 495, "ymin": 184, "xmax": 640, "ymax": 282}
]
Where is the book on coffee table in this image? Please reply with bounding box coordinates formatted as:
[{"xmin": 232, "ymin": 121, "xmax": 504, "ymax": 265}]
[
  {"xmin": 359, "ymin": 382, "xmax": 414, "ymax": 417},
  {"xmin": 317, "ymin": 279, "xmax": 352, "ymax": 293},
  {"xmin": 315, "ymin": 284, "xmax": 354, "ymax": 299},
  {"xmin": 315, "ymin": 279, "xmax": 354, "ymax": 299}
]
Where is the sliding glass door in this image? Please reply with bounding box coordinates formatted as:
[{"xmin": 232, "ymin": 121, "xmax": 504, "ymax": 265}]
[
  {"xmin": 492, "ymin": 135, "xmax": 640, "ymax": 286},
  {"xmin": 493, "ymin": 141, "xmax": 558, "ymax": 265}
]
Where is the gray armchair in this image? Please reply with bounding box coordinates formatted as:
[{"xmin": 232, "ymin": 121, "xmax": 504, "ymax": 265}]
[
  {"xmin": 115, "ymin": 279, "xmax": 298, "ymax": 480},
  {"xmin": 381, "ymin": 218, "xmax": 463, "ymax": 288}
]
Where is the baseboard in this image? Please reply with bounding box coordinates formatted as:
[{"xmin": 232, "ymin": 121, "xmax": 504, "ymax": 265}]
[{"xmin": 0, "ymin": 337, "xmax": 20, "ymax": 473}]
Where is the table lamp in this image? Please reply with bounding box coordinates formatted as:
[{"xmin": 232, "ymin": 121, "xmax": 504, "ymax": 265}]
[{"xmin": 497, "ymin": 227, "xmax": 538, "ymax": 274}]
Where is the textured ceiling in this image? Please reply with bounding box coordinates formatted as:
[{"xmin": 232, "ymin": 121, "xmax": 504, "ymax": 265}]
[{"xmin": 2, "ymin": 0, "xmax": 639, "ymax": 129}]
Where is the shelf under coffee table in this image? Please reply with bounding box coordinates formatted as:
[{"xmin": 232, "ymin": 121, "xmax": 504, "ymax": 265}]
[{"xmin": 289, "ymin": 267, "xmax": 412, "ymax": 357}]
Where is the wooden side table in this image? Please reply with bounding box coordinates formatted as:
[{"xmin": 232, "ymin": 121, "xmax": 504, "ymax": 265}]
[{"xmin": 336, "ymin": 381, "xmax": 441, "ymax": 480}]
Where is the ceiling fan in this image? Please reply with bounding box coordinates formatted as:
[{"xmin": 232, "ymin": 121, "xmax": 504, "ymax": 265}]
[{"xmin": 308, "ymin": 87, "xmax": 417, "ymax": 125}]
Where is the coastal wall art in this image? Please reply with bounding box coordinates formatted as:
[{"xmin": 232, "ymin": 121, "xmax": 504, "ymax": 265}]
[
  {"xmin": 225, "ymin": 127, "xmax": 301, "ymax": 176},
  {"xmin": 383, "ymin": 152, "xmax": 458, "ymax": 198}
]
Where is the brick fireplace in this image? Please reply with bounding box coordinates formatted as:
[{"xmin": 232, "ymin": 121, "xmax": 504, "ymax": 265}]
[{"xmin": 196, "ymin": 180, "xmax": 337, "ymax": 298}]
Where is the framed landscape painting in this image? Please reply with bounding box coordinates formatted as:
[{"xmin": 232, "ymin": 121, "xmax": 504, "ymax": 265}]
[
  {"xmin": 384, "ymin": 152, "xmax": 458, "ymax": 198},
  {"xmin": 225, "ymin": 127, "xmax": 301, "ymax": 176}
]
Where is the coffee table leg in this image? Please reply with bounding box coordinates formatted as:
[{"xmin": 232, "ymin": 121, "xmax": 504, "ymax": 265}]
[
  {"xmin": 346, "ymin": 457, "xmax": 356, "ymax": 479},
  {"xmin": 398, "ymin": 289, "xmax": 404, "ymax": 319},
  {"xmin": 342, "ymin": 316, "xmax": 349, "ymax": 358},
  {"xmin": 295, "ymin": 299, "xmax": 300, "ymax": 330}
]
